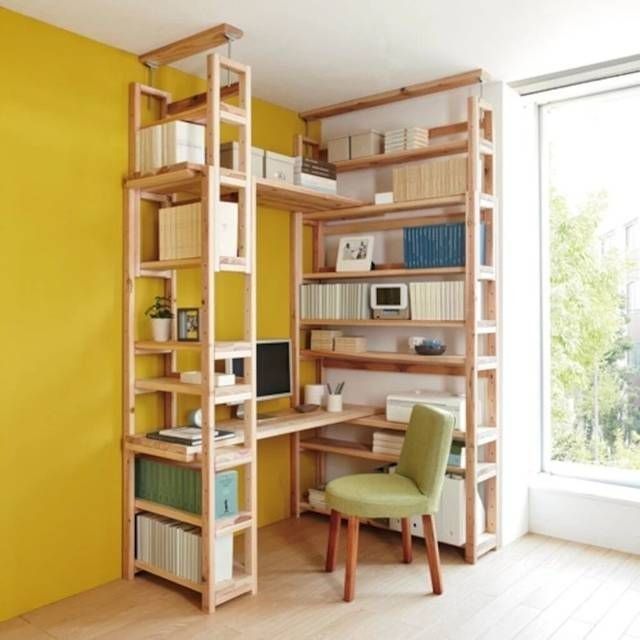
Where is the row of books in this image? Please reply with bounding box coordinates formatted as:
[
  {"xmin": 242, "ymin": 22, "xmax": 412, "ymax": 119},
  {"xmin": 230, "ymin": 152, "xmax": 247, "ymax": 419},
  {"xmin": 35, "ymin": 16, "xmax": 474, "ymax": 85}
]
[
  {"xmin": 294, "ymin": 157, "xmax": 337, "ymax": 194},
  {"xmin": 300, "ymin": 283, "xmax": 370, "ymax": 320},
  {"xmin": 135, "ymin": 458, "xmax": 238, "ymax": 518},
  {"xmin": 409, "ymin": 281, "xmax": 465, "ymax": 321},
  {"xmin": 372, "ymin": 432, "xmax": 466, "ymax": 467},
  {"xmin": 158, "ymin": 201, "xmax": 238, "ymax": 261},
  {"xmin": 404, "ymin": 222, "xmax": 486, "ymax": 269},
  {"xmin": 136, "ymin": 121, "xmax": 205, "ymax": 173},
  {"xmin": 136, "ymin": 513, "xmax": 203, "ymax": 583},
  {"xmin": 393, "ymin": 157, "xmax": 467, "ymax": 201},
  {"xmin": 384, "ymin": 127, "xmax": 429, "ymax": 153}
]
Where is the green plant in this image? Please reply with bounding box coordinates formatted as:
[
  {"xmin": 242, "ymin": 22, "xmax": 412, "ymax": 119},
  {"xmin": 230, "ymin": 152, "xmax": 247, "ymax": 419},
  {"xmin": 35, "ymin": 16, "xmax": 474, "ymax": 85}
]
[{"xmin": 145, "ymin": 296, "xmax": 173, "ymax": 319}]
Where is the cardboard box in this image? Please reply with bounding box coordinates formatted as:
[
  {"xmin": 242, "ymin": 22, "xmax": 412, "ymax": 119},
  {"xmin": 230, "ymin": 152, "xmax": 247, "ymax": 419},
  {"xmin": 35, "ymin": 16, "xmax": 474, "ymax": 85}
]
[
  {"xmin": 327, "ymin": 136, "xmax": 350, "ymax": 162},
  {"xmin": 264, "ymin": 150, "xmax": 295, "ymax": 183},
  {"xmin": 350, "ymin": 130, "xmax": 383, "ymax": 158}
]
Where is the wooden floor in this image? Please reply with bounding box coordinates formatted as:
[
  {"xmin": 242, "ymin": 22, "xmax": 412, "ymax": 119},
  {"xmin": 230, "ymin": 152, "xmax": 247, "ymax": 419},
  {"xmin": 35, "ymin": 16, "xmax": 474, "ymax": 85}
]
[{"xmin": 3, "ymin": 514, "xmax": 640, "ymax": 640}]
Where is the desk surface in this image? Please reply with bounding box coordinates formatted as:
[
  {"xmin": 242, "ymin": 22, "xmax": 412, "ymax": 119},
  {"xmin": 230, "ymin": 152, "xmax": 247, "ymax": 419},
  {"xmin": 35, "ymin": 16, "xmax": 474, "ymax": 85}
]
[{"xmin": 218, "ymin": 404, "xmax": 381, "ymax": 440}]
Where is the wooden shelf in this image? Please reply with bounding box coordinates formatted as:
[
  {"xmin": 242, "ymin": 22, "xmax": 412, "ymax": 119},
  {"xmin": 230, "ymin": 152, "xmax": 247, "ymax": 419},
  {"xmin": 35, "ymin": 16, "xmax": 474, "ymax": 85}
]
[
  {"xmin": 134, "ymin": 498, "xmax": 202, "ymax": 527},
  {"xmin": 135, "ymin": 340, "xmax": 252, "ymax": 359},
  {"xmin": 134, "ymin": 377, "xmax": 252, "ymax": 403},
  {"xmin": 139, "ymin": 256, "xmax": 245, "ymax": 272},
  {"xmin": 215, "ymin": 511, "xmax": 253, "ymax": 537},
  {"xmin": 214, "ymin": 568, "xmax": 254, "ymax": 606},
  {"xmin": 345, "ymin": 414, "xmax": 498, "ymax": 446},
  {"xmin": 301, "ymin": 319, "xmax": 464, "ymax": 328},
  {"xmin": 303, "ymin": 194, "xmax": 466, "ymax": 222},
  {"xmin": 134, "ymin": 559, "xmax": 203, "ymax": 593},
  {"xmin": 334, "ymin": 140, "xmax": 466, "ymax": 172},
  {"xmin": 476, "ymin": 532, "xmax": 498, "ymax": 557},
  {"xmin": 255, "ymin": 178, "xmax": 363, "ymax": 213},
  {"xmin": 303, "ymin": 267, "xmax": 464, "ymax": 280},
  {"xmin": 302, "ymin": 349, "xmax": 464, "ymax": 367}
]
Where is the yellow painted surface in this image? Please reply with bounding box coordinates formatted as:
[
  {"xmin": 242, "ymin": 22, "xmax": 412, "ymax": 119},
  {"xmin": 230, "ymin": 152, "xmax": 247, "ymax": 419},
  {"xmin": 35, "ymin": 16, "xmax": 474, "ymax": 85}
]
[{"xmin": 0, "ymin": 7, "xmax": 313, "ymax": 620}]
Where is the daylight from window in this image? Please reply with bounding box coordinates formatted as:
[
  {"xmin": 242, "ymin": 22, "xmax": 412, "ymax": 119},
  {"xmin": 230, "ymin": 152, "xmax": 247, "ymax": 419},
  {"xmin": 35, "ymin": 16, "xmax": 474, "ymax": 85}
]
[{"xmin": 543, "ymin": 85, "xmax": 640, "ymax": 485}]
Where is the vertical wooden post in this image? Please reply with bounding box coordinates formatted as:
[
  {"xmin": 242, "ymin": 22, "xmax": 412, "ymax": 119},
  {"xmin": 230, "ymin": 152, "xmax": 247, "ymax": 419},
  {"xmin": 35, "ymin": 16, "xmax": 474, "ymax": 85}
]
[
  {"xmin": 464, "ymin": 96, "xmax": 481, "ymax": 564},
  {"xmin": 122, "ymin": 188, "xmax": 137, "ymax": 580},
  {"xmin": 128, "ymin": 84, "xmax": 141, "ymax": 175},
  {"xmin": 201, "ymin": 167, "xmax": 218, "ymax": 612}
]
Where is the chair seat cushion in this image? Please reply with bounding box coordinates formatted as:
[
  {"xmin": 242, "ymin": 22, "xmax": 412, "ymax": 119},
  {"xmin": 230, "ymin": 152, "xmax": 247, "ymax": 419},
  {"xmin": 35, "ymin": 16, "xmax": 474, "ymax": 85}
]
[{"xmin": 325, "ymin": 473, "xmax": 429, "ymax": 519}]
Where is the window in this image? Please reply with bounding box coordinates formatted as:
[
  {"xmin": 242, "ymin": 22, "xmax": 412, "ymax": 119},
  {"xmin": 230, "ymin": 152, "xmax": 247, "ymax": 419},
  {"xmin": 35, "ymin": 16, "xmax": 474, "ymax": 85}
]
[{"xmin": 541, "ymin": 84, "xmax": 640, "ymax": 488}]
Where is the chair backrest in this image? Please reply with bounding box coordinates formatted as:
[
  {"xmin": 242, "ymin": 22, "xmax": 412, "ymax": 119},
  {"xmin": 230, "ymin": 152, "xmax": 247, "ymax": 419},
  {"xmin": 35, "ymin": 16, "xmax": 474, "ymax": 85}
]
[{"xmin": 396, "ymin": 404, "xmax": 454, "ymax": 512}]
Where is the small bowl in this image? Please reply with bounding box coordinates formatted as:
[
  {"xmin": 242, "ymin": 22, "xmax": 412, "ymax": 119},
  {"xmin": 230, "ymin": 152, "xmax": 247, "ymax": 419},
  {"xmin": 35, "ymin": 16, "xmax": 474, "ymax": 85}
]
[{"xmin": 415, "ymin": 343, "xmax": 447, "ymax": 356}]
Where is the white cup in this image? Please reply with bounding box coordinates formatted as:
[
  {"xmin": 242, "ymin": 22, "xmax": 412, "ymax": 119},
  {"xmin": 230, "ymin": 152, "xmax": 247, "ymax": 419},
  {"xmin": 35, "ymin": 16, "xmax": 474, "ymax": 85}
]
[
  {"xmin": 305, "ymin": 384, "xmax": 325, "ymax": 406},
  {"xmin": 326, "ymin": 394, "xmax": 343, "ymax": 413}
]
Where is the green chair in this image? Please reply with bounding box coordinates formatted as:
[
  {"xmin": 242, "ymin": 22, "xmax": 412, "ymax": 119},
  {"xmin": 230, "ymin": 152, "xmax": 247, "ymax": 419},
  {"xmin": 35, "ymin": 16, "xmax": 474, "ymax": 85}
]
[{"xmin": 324, "ymin": 404, "xmax": 454, "ymax": 602}]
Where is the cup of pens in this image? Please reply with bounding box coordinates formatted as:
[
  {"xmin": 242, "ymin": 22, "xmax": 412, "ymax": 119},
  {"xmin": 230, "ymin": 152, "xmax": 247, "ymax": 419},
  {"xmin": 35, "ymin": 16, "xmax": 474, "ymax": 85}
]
[{"xmin": 326, "ymin": 382, "xmax": 344, "ymax": 413}]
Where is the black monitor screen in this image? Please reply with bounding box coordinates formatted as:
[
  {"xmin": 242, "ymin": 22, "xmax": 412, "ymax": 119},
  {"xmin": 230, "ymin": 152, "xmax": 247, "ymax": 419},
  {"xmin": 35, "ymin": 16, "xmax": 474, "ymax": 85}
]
[{"xmin": 232, "ymin": 340, "xmax": 291, "ymax": 399}]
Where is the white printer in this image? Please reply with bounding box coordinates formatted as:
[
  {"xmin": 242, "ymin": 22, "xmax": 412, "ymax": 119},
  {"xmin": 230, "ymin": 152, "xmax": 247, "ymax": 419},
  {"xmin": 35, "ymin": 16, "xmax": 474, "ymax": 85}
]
[{"xmin": 386, "ymin": 390, "xmax": 466, "ymax": 431}]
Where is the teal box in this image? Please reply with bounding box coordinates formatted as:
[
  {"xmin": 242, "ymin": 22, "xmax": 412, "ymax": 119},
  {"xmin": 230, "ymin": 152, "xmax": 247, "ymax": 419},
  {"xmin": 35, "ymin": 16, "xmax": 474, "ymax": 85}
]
[{"xmin": 135, "ymin": 459, "xmax": 238, "ymax": 517}]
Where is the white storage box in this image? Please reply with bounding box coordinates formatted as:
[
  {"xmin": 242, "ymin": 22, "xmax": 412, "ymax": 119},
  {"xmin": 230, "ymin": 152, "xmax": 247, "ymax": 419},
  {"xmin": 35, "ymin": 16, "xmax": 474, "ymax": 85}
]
[
  {"xmin": 220, "ymin": 141, "xmax": 265, "ymax": 178},
  {"xmin": 179, "ymin": 372, "xmax": 236, "ymax": 386},
  {"xmin": 350, "ymin": 130, "xmax": 383, "ymax": 158},
  {"xmin": 327, "ymin": 136, "xmax": 350, "ymax": 162},
  {"xmin": 215, "ymin": 533, "xmax": 233, "ymax": 583},
  {"xmin": 386, "ymin": 390, "xmax": 466, "ymax": 431},
  {"xmin": 137, "ymin": 121, "xmax": 205, "ymax": 172},
  {"xmin": 389, "ymin": 476, "xmax": 485, "ymax": 546},
  {"xmin": 264, "ymin": 150, "xmax": 295, "ymax": 183}
]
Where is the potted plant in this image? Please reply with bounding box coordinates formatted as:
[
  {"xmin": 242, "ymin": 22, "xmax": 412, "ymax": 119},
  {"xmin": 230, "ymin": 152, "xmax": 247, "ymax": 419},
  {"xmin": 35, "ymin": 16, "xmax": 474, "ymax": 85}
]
[{"xmin": 145, "ymin": 296, "xmax": 173, "ymax": 342}]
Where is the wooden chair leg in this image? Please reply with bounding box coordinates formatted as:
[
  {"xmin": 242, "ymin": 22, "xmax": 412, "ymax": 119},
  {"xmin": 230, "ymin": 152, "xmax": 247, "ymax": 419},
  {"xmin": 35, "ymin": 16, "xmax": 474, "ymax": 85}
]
[
  {"xmin": 344, "ymin": 516, "xmax": 359, "ymax": 602},
  {"xmin": 325, "ymin": 509, "xmax": 341, "ymax": 572},
  {"xmin": 401, "ymin": 518, "xmax": 413, "ymax": 563},
  {"xmin": 422, "ymin": 514, "xmax": 442, "ymax": 594}
]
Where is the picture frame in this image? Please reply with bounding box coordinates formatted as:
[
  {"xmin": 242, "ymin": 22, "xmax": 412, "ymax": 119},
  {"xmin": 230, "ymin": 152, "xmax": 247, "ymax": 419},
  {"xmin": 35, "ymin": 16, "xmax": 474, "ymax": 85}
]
[
  {"xmin": 177, "ymin": 308, "xmax": 200, "ymax": 342},
  {"xmin": 336, "ymin": 235, "xmax": 374, "ymax": 272}
]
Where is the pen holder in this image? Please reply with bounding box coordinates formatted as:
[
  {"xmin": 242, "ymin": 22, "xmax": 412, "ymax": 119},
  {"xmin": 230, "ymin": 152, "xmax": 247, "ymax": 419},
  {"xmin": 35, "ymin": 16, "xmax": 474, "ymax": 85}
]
[{"xmin": 326, "ymin": 394, "xmax": 343, "ymax": 413}]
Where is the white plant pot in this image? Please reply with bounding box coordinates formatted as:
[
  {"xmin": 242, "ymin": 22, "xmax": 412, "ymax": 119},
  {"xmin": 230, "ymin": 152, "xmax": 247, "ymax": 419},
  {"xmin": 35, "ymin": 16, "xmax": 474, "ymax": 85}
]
[{"xmin": 151, "ymin": 318, "xmax": 172, "ymax": 342}]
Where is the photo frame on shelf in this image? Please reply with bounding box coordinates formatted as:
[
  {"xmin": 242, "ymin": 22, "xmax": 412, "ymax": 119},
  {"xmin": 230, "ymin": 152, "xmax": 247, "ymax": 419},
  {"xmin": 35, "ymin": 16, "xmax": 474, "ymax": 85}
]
[
  {"xmin": 336, "ymin": 235, "xmax": 374, "ymax": 272},
  {"xmin": 177, "ymin": 308, "xmax": 200, "ymax": 342}
]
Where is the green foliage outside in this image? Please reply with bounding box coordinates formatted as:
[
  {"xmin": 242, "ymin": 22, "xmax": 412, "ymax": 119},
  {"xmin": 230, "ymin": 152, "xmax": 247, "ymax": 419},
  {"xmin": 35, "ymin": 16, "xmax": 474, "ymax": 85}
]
[{"xmin": 550, "ymin": 190, "xmax": 640, "ymax": 470}]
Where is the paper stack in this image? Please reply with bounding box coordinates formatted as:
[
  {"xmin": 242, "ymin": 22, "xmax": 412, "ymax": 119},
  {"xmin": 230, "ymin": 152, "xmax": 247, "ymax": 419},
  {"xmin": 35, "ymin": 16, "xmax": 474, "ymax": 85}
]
[
  {"xmin": 372, "ymin": 431, "xmax": 405, "ymax": 456},
  {"xmin": 294, "ymin": 157, "xmax": 337, "ymax": 194},
  {"xmin": 310, "ymin": 330, "xmax": 343, "ymax": 351},
  {"xmin": 308, "ymin": 487, "xmax": 327, "ymax": 510},
  {"xmin": 333, "ymin": 336, "xmax": 367, "ymax": 354},
  {"xmin": 384, "ymin": 127, "xmax": 430, "ymax": 153}
]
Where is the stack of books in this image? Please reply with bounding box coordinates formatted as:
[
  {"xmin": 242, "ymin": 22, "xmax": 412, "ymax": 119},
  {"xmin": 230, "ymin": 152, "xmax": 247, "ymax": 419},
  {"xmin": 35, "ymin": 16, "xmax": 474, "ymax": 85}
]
[
  {"xmin": 404, "ymin": 222, "xmax": 486, "ymax": 268},
  {"xmin": 300, "ymin": 283, "xmax": 370, "ymax": 320},
  {"xmin": 136, "ymin": 513, "xmax": 203, "ymax": 582},
  {"xmin": 409, "ymin": 281, "xmax": 465, "ymax": 321},
  {"xmin": 308, "ymin": 487, "xmax": 327, "ymax": 510},
  {"xmin": 146, "ymin": 426, "xmax": 236, "ymax": 447},
  {"xmin": 136, "ymin": 121, "xmax": 205, "ymax": 173},
  {"xmin": 293, "ymin": 157, "xmax": 337, "ymax": 194},
  {"xmin": 393, "ymin": 157, "xmax": 467, "ymax": 201},
  {"xmin": 158, "ymin": 201, "xmax": 238, "ymax": 261},
  {"xmin": 372, "ymin": 431, "xmax": 404, "ymax": 456},
  {"xmin": 384, "ymin": 127, "xmax": 429, "ymax": 153}
]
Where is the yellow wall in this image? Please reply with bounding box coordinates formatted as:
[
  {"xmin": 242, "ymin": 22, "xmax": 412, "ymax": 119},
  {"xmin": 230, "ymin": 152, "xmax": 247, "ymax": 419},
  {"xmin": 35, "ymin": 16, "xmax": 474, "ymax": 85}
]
[{"xmin": 0, "ymin": 7, "xmax": 309, "ymax": 620}]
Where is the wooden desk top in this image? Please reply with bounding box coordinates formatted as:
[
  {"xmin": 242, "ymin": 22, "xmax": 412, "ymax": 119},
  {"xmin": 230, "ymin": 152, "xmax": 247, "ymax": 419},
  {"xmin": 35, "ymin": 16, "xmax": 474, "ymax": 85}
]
[{"xmin": 218, "ymin": 404, "xmax": 381, "ymax": 440}]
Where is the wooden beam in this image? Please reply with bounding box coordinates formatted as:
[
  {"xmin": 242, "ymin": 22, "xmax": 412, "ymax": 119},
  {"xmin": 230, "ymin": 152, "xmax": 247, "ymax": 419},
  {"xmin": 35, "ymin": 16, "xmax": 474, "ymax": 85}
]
[
  {"xmin": 299, "ymin": 69, "xmax": 488, "ymax": 121},
  {"xmin": 139, "ymin": 24, "xmax": 243, "ymax": 67}
]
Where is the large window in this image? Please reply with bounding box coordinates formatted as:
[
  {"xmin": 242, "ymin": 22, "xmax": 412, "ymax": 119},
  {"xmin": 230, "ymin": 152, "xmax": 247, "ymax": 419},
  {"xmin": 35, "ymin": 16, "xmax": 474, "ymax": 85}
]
[{"xmin": 541, "ymin": 84, "xmax": 640, "ymax": 487}]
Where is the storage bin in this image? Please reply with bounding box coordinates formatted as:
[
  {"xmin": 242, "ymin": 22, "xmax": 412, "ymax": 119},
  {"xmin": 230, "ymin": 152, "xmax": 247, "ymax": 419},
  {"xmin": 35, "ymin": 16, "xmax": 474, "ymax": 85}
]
[
  {"xmin": 327, "ymin": 136, "xmax": 350, "ymax": 162},
  {"xmin": 350, "ymin": 130, "xmax": 383, "ymax": 158},
  {"xmin": 264, "ymin": 150, "xmax": 295, "ymax": 183},
  {"xmin": 220, "ymin": 141, "xmax": 265, "ymax": 178}
]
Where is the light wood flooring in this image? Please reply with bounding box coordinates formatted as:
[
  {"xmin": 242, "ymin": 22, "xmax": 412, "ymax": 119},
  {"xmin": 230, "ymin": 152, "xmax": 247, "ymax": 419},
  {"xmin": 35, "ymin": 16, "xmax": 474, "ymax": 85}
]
[{"xmin": 3, "ymin": 514, "xmax": 640, "ymax": 640}]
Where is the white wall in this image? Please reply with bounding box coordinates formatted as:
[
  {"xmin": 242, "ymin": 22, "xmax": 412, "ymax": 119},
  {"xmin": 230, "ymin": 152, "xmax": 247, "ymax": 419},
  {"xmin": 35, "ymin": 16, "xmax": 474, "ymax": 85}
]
[{"xmin": 319, "ymin": 81, "xmax": 537, "ymax": 546}]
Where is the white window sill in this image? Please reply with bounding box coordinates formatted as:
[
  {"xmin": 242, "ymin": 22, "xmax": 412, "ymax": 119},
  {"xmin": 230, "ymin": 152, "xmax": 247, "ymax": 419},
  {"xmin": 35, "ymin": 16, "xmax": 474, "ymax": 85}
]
[{"xmin": 530, "ymin": 472, "xmax": 640, "ymax": 507}]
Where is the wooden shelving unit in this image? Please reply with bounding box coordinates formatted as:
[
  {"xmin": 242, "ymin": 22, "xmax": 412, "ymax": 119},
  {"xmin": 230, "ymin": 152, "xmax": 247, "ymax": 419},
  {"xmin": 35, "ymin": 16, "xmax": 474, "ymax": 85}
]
[
  {"xmin": 122, "ymin": 30, "xmax": 260, "ymax": 612},
  {"xmin": 290, "ymin": 95, "xmax": 499, "ymax": 564}
]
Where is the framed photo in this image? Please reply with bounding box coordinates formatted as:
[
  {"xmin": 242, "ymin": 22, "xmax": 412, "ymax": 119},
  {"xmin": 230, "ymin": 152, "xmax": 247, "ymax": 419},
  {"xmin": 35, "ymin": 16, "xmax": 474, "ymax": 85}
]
[
  {"xmin": 336, "ymin": 235, "xmax": 374, "ymax": 272},
  {"xmin": 177, "ymin": 308, "xmax": 200, "ymax": 342}
]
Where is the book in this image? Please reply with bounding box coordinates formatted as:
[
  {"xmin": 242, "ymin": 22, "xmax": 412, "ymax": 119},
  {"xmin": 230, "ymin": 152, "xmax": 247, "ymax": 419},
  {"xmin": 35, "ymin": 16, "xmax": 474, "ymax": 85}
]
[{"xmin": 146, "ymin": 427, "xmax": 237, "ymax": 446}]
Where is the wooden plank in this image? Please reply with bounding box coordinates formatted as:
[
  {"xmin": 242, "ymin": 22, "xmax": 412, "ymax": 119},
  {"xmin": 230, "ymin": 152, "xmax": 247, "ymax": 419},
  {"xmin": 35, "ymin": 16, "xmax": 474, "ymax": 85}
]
[
  {"xmin": 302, "ymin": 349, "xmax": 465, "ymax": 367},
  {"xmin": 165, "ymin": 84, "xmax": 239, "ymax": 122},
  {"xmin": 322, "ymin": 211, "xmax": 466, "ymax": 236},
  {"xmin": 300, "ymin": 69, "xmax": 488, "ymax": 121},
  {"xmin": 139, "ymin": 24, "xmax": 243, "ymax": 67},
  {"xmin": 134, "ymin": 560, "xmax": 203, "ymax": 593},
  {"xmin": 303, "ymin": 194, "xmax": 466, "ymax": 222},
  {"xmin": 333, "ymin": 139, "xmax": 468, "ymax": 173},
  {"xmin": 256, "ymin": 178, "xmax": 363, "ymax": 213},
  {"xmin": 135, "ymin": 377, "xmax": 252, "ymax": 402},
  {"xmin": 214, "ymin": 570, "xmax": 254, "ymax": 606},
  {"xmin": 303, "ymin": 266, "xmax": 464, "ymax": 280},
  {"xmin": 134, "ymin": 499, "xmax": 202, "ymax": 527},
  {"xmin": 135, "ymin": 340, "xmax": 252, "ymax": 359},
  {"xmin": 301, "ymin": 318, "xmax": 464, "ymax": 328},
  {"xmin": 216, "ymin": 511, "xmax": 253, "ymax": 536}
]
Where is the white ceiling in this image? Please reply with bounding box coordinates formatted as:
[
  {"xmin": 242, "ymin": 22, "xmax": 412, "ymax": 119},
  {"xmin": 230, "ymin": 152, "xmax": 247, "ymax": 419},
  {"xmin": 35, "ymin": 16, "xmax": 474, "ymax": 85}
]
[{"xmin": 3, "ymin": 0, "xmax": 640, "ymax": 111}]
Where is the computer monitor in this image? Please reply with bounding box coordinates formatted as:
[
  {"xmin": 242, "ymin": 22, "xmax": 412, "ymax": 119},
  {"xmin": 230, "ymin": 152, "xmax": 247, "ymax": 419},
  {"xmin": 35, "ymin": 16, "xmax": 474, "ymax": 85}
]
[{"xmin": 230, "ymin": 339, "xmax": 292, "ymax": 401}]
